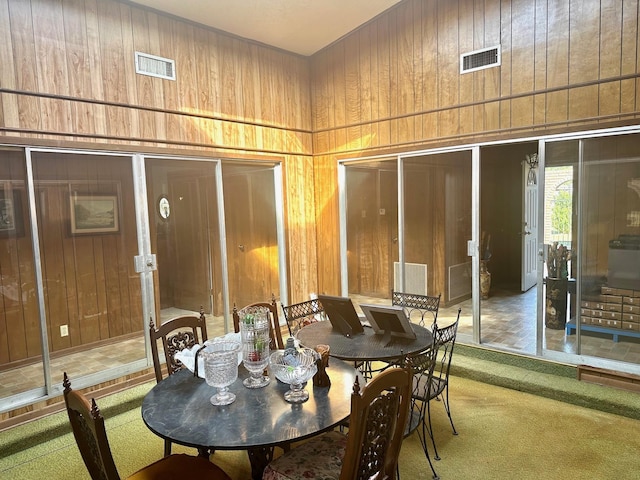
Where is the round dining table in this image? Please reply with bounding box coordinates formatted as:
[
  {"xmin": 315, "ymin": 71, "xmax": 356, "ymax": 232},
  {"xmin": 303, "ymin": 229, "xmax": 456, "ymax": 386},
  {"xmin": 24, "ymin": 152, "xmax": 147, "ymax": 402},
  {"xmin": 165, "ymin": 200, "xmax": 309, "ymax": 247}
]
[
  {"xmin": 295, "ymin": 320, "xmax": 433, "ymax": 437},
  {"xmin": 295, "ymin": 320, "xmax": 433, "ymax": 362},
  {"xmin": 141, "ymin": 359, "xmax": 362, "ymax": 480}
]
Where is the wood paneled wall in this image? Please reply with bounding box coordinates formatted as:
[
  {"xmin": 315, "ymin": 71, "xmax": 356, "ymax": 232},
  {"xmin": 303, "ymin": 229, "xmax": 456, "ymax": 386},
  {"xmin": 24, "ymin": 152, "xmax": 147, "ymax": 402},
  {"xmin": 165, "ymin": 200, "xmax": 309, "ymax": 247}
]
[
  {"xmin": 0, "ymin": 0, "xmax": 317, "ymax": 306},
  {"xmin": 2, "ymin": 0, "xmax": 640, "ymax": 310},
  {"xmin": 0, "ymin": 0, "xmax": 312, "ymax": 153},
  {"xmin": 311, "ymin": 0, "xmax": 640, "ymax": 295}
]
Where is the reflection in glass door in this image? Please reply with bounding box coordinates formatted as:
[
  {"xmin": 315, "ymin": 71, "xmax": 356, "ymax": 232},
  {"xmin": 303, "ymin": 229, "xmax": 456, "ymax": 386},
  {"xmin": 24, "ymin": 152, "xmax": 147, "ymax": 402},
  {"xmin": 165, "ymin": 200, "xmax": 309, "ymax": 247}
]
[
  {"xmin": 0, "ymin": 148, "xmax": 43, "ymax": 401},
  {"xmin": 222, "ymin": 162, "xmax": 280, "ymax": 312},
  {"xmin": 31, "ymin": 150, "xmax": 145, "ymax": 387},
  {"xmin": 145, "ymin": 158, "xmax": 220, "ymax": 328},
  {"xmin": 542, "ymin": 141, "xmax": 578, "ymax": 356},
  {"xmin": 344, "ymin": 159, "xmax": 399, "ymax": 305},
  {"xmin": 402, "ymin": 152, "xmax": 473, "ymax": 337},
  {"xmin": 575, "ymin": 134, "xmax": 640, "ymax": 365},
  {"xmin": 342, "ymin": 152, "xmax": 474, "ymax": 335}
]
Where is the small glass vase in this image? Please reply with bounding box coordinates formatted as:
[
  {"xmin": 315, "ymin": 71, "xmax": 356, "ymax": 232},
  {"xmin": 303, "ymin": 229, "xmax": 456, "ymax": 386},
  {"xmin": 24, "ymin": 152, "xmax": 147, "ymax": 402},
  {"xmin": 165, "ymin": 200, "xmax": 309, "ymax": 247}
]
[{"xmin": 240, "ymin": 311, "xmax": 271, "ymax": 389}]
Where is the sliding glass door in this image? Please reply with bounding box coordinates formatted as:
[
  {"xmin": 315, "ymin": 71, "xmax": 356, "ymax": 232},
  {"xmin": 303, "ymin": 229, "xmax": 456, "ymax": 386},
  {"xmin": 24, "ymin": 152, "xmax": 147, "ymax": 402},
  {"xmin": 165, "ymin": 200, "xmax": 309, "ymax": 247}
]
[
  {"xmin": 145, "ymin": 157, "xmax": 220, "ymax": 326},
  {"xmin": 401, "ymin": 152, "xmax": 473, "ymax": 336},
  {"xmin": 344, "ymin": 158, "xmax": 398, "ymax": 302}
]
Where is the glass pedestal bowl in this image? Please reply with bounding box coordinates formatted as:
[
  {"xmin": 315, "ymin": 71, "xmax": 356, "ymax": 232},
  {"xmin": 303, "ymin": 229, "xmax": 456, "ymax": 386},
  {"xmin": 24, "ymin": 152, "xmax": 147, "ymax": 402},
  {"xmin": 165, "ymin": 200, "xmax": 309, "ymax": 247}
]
[
  {"xmin": 269, "ymin": 348, "xmax": 320, "ymax": 403},
  {"xmin": 201, "ymin": 341, "xmax": 241, "ymax": 406}
]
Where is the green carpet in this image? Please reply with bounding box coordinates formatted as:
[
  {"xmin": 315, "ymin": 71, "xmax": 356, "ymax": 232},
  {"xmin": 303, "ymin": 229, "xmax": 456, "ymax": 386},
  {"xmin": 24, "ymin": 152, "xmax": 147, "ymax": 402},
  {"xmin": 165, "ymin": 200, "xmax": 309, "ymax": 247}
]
[
  {"xmin": 452, "ymin": 344, "xmax": 640, "ymax": 420},
  {"xmin": 2, "ymin": 348, "xmax": 640, "ymax": 479}
]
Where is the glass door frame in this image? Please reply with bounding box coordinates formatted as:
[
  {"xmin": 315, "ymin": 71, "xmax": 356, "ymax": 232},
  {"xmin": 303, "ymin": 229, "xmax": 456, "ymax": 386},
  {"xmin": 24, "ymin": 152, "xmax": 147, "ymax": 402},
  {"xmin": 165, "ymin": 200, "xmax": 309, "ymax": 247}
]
[
  {"xmin": 338, "ymin": 145, "xmax": 480, "ymax": 344},
  {"xmin": 137, "ymin": 155, "xmax": 289, "ymax": 346},
  {"xmin": 19, "ymin": 147, "xmax": 145, "ymax": 403},
  {"xmin": 337, "ymin": 125, "xmax": 640, "ymax": 377},
  {"xmin": 539, "ymin": 128, "xmax": 640, "ymax": 374},
  {"xmin": 1, "ymin": 148, "xmax": 288, "ymax": 414}
]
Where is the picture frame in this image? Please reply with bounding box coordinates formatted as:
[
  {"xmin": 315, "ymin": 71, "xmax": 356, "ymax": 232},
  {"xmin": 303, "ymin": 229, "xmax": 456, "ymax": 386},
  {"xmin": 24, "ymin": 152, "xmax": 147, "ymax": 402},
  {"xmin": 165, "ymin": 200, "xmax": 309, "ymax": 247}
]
[
  {"xmin": 316, "ymin": 294, "xmax": 365, "ymax": 338},
  {"xmin": 70, "ymin": 194, "xmax": 119, "ymax": 235},
  {"xmin": 359, "ymin": 304, "xmax": 417, "ymax": 342},
  {"xmin": 0, "ymin": 190, "xmax": 25, "ymax": 238}
]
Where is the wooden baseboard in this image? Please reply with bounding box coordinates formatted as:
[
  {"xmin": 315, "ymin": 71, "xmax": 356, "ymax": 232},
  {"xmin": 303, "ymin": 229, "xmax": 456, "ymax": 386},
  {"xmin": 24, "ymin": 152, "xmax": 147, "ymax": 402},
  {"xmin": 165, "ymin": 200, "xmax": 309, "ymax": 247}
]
[{"xmin": 577, "ymin": 365, "xmax": 640, "ymax": 393}]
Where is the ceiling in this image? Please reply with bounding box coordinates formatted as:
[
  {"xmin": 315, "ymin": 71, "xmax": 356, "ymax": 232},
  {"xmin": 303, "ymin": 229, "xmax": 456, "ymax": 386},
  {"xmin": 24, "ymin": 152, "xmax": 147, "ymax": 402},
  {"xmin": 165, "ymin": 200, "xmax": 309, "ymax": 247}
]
[{"xmin": 130, "ymin": 0, "xmax": 402, "ymax": 56}]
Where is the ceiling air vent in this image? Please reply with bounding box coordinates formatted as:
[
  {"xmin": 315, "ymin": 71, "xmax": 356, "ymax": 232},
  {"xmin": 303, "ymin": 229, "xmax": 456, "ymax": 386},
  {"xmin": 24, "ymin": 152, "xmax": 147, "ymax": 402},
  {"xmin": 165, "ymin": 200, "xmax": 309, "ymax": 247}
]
[
  {"xmin": 460, "ymin": 45, "xmax": 501, "ymax": 74},
  {"xmin": 135, "ymin": 52, "xmax": 176, "ymax": 80}
]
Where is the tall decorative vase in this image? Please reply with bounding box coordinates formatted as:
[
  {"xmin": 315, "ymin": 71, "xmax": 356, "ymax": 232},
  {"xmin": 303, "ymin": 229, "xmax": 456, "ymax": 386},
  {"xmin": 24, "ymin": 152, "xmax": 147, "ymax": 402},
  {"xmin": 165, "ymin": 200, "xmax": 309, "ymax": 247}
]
[
  {"xmin": 480, "ymin": 260, "xmax": 491, "ymax": 299},
  {"xmin": 545, "ymin": 277, "xmax": 568, "ymax": 329},
  {"xmin": 240, "ymin": 312, "xmax": 271, "ymax": 388}
]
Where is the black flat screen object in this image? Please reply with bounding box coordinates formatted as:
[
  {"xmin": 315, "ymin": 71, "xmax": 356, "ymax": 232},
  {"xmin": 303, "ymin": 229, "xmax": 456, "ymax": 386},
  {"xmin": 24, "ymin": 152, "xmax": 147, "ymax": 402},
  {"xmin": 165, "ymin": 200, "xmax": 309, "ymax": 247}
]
[
  {"xmin": 359, "ymin": 304, "xmax": 416, "ymax": 346},
  {"xmin": 317, "ymin": 295, "xmax": 364, "ymax": 338}
]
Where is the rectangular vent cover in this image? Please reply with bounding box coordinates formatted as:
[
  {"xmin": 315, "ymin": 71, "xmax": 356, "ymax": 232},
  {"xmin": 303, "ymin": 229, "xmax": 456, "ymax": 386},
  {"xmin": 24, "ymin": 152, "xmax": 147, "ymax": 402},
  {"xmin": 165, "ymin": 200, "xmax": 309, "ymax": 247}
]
[
  {"xmin": 460, "ymin": 45, "xmax": 501, "ymax": 74},
  {"xmin": 135, "ymin": 52, "xmax": 175, "ymax": 80},
  {"xmin": 394, "ymin": 262, "xmax": 428, "ymax": 296}
]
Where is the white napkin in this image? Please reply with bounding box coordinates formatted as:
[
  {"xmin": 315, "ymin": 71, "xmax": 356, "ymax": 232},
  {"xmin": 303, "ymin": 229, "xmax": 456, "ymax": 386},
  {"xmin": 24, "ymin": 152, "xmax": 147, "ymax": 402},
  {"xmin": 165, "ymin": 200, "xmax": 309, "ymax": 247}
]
[{"xmin": 174, "ymin": 332, "xmax": 243, "ymax": 379}]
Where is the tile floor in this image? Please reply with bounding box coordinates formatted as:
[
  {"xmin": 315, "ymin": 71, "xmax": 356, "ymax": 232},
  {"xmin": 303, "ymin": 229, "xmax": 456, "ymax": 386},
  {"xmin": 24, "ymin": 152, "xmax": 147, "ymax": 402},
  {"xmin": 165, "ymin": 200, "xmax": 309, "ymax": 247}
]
[{"xmin": 2, "ymin": 289, "xmax": 640, "ymax": 401}]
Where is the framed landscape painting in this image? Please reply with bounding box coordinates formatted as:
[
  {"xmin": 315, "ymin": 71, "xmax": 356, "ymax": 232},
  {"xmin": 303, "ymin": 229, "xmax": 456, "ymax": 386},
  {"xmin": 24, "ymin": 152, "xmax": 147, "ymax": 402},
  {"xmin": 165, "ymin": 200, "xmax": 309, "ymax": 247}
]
[
  {"xmin": 0, "ymin": 190, "xmax": 25, "ymax": 238},
  {"xmin": 70, "ymin": 194, "xmax": 119, "ymax": 235}
]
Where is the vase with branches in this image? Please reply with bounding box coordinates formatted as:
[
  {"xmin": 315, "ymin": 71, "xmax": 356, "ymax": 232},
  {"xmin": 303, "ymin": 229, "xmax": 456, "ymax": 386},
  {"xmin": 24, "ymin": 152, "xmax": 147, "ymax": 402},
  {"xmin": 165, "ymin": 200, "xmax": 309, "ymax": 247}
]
[
  {"xmin": 545, "ymin": 242, "xmax": 572, "ymax": 329},
  {"xmin": 480, "ymin": 232, "xmax": 492, "ymax": 299}
]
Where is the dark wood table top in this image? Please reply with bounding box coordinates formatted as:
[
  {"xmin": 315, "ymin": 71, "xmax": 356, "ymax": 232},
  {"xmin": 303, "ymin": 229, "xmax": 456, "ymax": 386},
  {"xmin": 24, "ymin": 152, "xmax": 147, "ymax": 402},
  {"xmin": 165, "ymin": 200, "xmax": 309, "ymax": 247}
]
[
  {"xmin": 295, "ymin": 320, "xmax": 433, "ymax": 361},
  {"xmin": 141, "ymin": 360, "xmax": 361, "ymax": 451}
]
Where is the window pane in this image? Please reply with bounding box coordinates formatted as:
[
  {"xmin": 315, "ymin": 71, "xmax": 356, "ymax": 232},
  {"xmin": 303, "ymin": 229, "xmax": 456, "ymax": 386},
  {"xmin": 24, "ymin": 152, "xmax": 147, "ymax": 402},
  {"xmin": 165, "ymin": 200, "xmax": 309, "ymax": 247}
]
[
  {"xmin": 0, "ymin": 148, "xmax": 43, "ymax": 399},
  {"xmin": 31, "ymin": 152, "xmax": 145, "ymax": 382}
]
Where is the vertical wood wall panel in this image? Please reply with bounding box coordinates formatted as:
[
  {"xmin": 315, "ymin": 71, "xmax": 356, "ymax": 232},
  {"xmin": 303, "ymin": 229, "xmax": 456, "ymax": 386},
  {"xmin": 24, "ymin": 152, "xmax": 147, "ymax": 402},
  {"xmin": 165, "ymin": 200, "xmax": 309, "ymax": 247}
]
[
  {"xmin": 359, "ymin": 29, "xmax": 372, "ymax": 148},
  {"xmin": 458, "ymin": 0, "xmax": 474, "ymax": 135},
  {"xmin": 396, "ymin": 2, "xmax": 415, "ymax": 144},
  {"xmin": 84, "ymin": 0, "xmax": 107, "ymax": 135},
  {"xmin": 0, "ymin": 0, "xmax": 18, "ymax": 125},
  {"xmin": 421, "ymin": 0, "xmax": 438, "ymax": 139},
  {"xmin": 437, "ymin": 0, "xmax": 460, "ymax": 137},
  {"xmin": 498, "ymin": 0, "xmax": 512, "ymax": 129},
  {"xmin": 411, "ymin": 2, "xmax": 423, "ymax": 140},
  {"xmin": 376, "ymin": 16, "xmax": 391, "ymax": 146},
  {"xmin": 9, "ymin": 0, "xmax": 41, "ymax": 131},
  {"xmin": 620, "ymin": 0, "xmax": 638, "ymax": 113},
  {"xmin": 545, "ymin": 0, "xmax": 570, "ymax": 123},
  {"xmin": 387, "ymin": 8, "xmax": 399, "ymax": 144},
  {"xmin": 284, "ymin": 155, "xmax": 318, "ymax": 302},
  {"xmin": 314, "ymin": 155, "xmax": 340, "ymax": 297},
  {"xmin": 533, "ymin": 0, "xmax": 548, "ymax": 126}
]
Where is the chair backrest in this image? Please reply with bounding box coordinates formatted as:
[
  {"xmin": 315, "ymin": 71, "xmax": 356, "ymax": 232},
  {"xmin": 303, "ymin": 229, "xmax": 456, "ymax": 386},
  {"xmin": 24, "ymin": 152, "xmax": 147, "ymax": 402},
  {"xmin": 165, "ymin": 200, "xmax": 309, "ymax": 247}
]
[
  {"xmin": 232, "ymin": 294, "xmax": 284, "ymax": 350},
  {"xmin": 391, "ymin": 291, "xmax": 441, "ymax": 328},
  {"xmin": 339, "ymin": 364, "xmax": 413, "ymax": 480},
  {"xmin": 433, "ymin": 308, "xmax": 461, "ymax": 383},
  {"xmin": 149, "ymin": 308, "xmax": 208, "ymax": 383},
  {"xmin": 281, "ymin": 298, "xmax": 326, "ymax": 337},
  {"xmin": 63, "ymin": 372, "xmax": 121, "ymax": 480}
]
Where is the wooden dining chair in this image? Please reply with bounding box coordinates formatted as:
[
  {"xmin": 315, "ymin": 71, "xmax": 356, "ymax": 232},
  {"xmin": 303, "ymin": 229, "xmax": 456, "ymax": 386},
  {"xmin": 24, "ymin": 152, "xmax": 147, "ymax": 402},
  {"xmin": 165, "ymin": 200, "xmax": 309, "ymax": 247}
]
[
  {"xmin": 392, "ymin": 291, "xmax": 441, "ymax": 329},
  {"xmin": 262, "ymin": 362, "xmax": 413, "ymax": 480},
  {"xmin": 232, "ymin": 293, "xmax": 285, "ymax": 350},
  {"xmin": 149, "ymin": 309, "xmax": 208, "ymax": 456},
  {"xmin": 62, "ymin": 372, "xmax": 232, "ymax": 480},
  {"xmin": 280, "ymin": 297, "xmax": 326, "ymax": 337}
]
